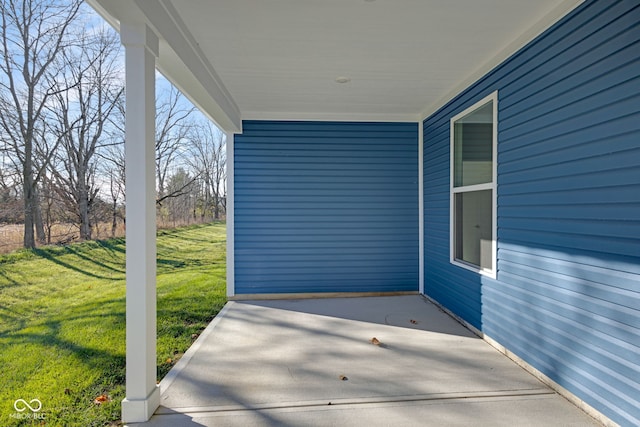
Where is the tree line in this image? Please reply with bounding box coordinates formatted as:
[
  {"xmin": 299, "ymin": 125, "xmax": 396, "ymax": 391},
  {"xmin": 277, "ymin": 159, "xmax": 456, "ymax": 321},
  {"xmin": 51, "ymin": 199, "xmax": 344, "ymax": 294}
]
[{"xmin": 0, "ymin": 0, "xmax": 226, "ymax": 249}]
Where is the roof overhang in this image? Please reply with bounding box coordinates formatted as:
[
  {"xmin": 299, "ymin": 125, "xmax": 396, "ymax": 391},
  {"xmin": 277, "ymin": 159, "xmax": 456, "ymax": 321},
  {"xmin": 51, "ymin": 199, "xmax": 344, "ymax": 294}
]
[{"xmin": 87, "ymin": 0, "xmax": 584, "ymax": 133}]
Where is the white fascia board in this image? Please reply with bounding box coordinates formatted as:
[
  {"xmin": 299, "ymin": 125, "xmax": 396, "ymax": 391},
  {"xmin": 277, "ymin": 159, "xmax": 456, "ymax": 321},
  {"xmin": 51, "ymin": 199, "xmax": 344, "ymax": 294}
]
[
  {"xmin": 155, "ymin": 49, "xmax": 241, "ymax": 133},
  {"xmin": 420, "ymin": 0, "xmax": 585, "ymax": 121},
  {"xmin": 85, "ymin": 0, "xmax": 122, "ymax": 31},
  {"xmin": 134, "ymin": 0, "xmax": 242, "ymax": 133},
  {"xmin": 88, "ymin": 0, "xmax": 241, "ymax": 133},
  {"xmin": 243, "ymin": 111, "xmax": 422, "ymax": 123}
]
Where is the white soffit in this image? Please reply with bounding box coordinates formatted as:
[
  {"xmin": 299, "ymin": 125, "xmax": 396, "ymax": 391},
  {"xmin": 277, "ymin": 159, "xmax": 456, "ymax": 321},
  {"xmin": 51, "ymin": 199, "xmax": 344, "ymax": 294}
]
[{"xmin": 89, "ymin": 0, "xmax": 584, "ymax": 127}]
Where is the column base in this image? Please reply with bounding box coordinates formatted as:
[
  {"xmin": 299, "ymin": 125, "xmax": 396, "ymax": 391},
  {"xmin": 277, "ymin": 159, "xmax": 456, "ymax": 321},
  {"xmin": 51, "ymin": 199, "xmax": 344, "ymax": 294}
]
[{"xmin": 121, "ymin": 385, "xmax": 161, "ymax": 423}]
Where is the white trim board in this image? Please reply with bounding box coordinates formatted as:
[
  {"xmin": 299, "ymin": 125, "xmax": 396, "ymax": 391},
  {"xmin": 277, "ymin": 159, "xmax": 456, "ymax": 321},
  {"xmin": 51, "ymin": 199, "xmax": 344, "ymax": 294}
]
[
  {"xmin": 243, "ymin": 111, "xmax": 421, "ymax": 124},
  {"xmin": 420, "ymin": 0, "xmax": 585, "ymax": 120},
  {"xmin": 229, "ymin": 291, "xmax": 418, "ymax": 301},
  {"xmin": 418, "ymin": 122, "xmax": 425, "ymax": 295}
]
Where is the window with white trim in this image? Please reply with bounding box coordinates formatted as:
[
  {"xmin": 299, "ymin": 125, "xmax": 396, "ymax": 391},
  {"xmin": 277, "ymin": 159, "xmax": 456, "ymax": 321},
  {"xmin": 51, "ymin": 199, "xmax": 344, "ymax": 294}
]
[{"xmin": 450, "ymin": 92, "xmax": 497, "ymax": 277}]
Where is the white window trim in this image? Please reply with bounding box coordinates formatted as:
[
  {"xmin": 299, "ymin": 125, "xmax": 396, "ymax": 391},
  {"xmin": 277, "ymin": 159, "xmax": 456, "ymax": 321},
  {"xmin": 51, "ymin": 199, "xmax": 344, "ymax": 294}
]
[{"xmin": 449, "ymin": 91, "xmax": 498, "ymax": 279}]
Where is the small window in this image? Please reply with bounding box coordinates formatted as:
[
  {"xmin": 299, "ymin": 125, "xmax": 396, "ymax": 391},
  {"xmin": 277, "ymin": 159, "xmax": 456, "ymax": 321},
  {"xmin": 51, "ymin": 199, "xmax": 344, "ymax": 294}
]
[{"xmin": 450, "ymin": 92, "xmax": 497, "ymax": 277}]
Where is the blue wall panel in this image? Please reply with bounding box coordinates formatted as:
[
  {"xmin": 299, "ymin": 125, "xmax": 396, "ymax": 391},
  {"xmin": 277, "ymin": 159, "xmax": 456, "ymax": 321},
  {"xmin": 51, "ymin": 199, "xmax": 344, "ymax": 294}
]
[
  {"xmin": 423, "ymin": 1, "xmax": 640, "ymax": 425},
  {"xmin": 235, "ymin": 120, "xmax": 418, "ymax": 294}
]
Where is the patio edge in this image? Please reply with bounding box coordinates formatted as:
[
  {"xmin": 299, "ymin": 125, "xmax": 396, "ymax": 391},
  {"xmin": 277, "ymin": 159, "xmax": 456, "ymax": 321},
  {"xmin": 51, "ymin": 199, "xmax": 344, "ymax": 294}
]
[
  {"xmin": 420, "ymin": 294, "xmax": 618, "ymax": 427},
  {"xmin": 158, "ymin": 302, "xmax": 235, "ymax": 395},
  {"xmin": 228, "ymin": 291, "xmax": 418, "ymax": 301}
]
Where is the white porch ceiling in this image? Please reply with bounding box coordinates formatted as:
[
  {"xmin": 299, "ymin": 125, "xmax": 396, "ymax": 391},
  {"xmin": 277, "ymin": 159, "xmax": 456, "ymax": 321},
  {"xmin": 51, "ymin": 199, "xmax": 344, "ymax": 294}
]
[{"xmin": 88, "ymin": 0, "xmax": 583, "ymax": 132}]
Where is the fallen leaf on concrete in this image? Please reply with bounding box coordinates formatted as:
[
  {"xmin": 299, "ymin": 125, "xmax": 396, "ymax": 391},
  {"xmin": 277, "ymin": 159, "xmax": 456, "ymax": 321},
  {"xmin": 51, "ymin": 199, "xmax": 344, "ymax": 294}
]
[{"xmin": 370, "ymin": 337, "xmax": 381, "ymax": 345}]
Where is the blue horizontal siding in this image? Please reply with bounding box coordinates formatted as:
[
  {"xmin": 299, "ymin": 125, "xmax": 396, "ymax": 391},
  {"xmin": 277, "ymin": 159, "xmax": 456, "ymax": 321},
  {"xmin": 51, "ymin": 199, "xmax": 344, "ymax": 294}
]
[
  {"xmin": 423, "ymin": 1, "xmax": 640, "ymax": 425},
  {"xmin": 234, "ymin": 120, "xmax": 418, "ymax": 294}
]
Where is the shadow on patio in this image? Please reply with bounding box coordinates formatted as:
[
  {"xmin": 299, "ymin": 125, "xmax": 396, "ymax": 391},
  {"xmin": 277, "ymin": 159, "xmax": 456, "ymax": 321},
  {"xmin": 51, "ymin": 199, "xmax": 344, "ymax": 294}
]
[{"xmin": 133, "ymin": 295, "xmax": 600, "ymax": 426}]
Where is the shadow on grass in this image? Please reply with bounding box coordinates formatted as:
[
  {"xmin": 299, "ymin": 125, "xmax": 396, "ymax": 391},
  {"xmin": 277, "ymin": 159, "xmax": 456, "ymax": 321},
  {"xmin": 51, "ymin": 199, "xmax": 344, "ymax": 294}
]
[
  {"xmin": 32, "ymin": 247, "xmax": 124, "ymax": 281},
  {"xmin": 157, "ymin": 258, "xmax": 187, "ymax": 269},
  {"xmin": 0, "ymin": 304, "xmax": 27, "ymax": 335},
  {"xmin": 0, "ymin": 269, "xmax": 21, "ymax": 289},
  {"xmin": 156, "ymin": 222, "xmax": 226, "ymax": 244},
  {"xmin": 95, "ymin": 238, "xmax": 126, "ymax": 254},
  {"xmin": 1, "ymin": 295, "xmax": 128, "ymax": 411},
  {"xmin": 156, "ymin": 258, "xmax": 217, "ymax": 273},
  {"xmin": 4, "ymin": 290, "xmax": 226, "ymax": 388},
  {"xmin": 1, "ymin": 225, "xmax": 227, "ymax": 425},
  {"xmin": 163, "ymin": 234, "xmax": 226, "ymax": 245},
  {"xmin": 13, "ymin": 328, "xmax": 127, "ymax": 384},
  {"xmin": 64, "ymin": 246, "xmax": 125, "ymax": 274}
]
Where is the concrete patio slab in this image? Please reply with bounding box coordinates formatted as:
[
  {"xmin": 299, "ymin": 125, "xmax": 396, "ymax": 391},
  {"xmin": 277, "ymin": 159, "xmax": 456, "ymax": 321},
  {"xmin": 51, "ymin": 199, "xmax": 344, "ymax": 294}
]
[{"xmin": 133, "ymin": 295, "xmax": 601, "ymax": 426}]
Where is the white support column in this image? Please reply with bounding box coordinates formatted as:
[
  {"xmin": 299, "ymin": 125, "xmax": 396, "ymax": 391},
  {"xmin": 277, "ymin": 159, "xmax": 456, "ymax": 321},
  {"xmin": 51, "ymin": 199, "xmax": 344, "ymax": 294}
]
[
  {"xmin": 418, "ymin": 122, "xmax": 425, "ymax": 295},
  {"xmin": 120, "ymin": 23, "xmax": 161, "ymax": 423},
  {"xmin": 226, "ymin": 131, "xmax": 235, "ymax": 297}
]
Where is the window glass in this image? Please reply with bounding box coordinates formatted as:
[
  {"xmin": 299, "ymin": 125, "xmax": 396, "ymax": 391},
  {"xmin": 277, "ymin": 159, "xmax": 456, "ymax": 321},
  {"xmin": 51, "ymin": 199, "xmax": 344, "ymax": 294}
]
[
  {"xmin": 454, "ymin": 190, "xmax": 492, "ymax": 270},
  {"xmin": 451, "ymin": 95, "xmax": 495, "ymax": 275},
  {"xmin": 453, "ymin": 102, "xmax": 493, "ymax": 187}
]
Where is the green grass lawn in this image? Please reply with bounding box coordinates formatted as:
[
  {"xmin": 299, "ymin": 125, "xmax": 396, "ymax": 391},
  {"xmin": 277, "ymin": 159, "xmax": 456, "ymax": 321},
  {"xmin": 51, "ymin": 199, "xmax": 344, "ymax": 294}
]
[{"xmin": 0, "ymin": 223, "xmax": 226, "ymax": 426}]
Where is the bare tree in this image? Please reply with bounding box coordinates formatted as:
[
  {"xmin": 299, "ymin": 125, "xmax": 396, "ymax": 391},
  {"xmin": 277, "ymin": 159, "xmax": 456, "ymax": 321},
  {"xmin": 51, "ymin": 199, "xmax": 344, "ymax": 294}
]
[
  {"xmin": 155, "ymin": 85, "xmax": 195, "ymax": 199},
  {"xmin": 0, "ymin": 146, "xmax": 16, "ymax": 192},
  {"xmin": 164, "ymin": 167, "xmax": 196, "ymax": 225},
  {"xmin": 105, "ymin": 82, "xmax": 206, "ymax": 227},
  {"xmin": 0, "ymin": 153, "xmax": 21, "ymax": 223},
  {"xmin": 38, "ymin": 172, "xmax": 63, "ymax": 244},
  {"xmin": 97, "ymin": 93, "xmax": 126, "ymax": 237},
  {"xmin": 0, "ymin": 0, "xmax": 82, "ymax": 248},
  {"xmin": 48, "ymin": 27, "xmax": 123, "ymax": 240},
  {"xmin": 188, "ymin": 120, "xmax": 226, "ymax": 220},
  {"xmin": 107, "ymin": 168, "xmax": 123, "ymax": 237}
]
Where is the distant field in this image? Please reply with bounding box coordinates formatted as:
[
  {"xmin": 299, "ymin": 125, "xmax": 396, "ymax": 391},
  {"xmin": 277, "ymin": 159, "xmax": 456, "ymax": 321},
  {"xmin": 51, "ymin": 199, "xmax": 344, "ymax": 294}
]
[
  {"xmin": 0, "ymin": 223, "xmax": 226, "ymax": 426},
  {"xmin": 0, "ymin": 219, "xmax": 214, "ymax": 254},
  {"xmin": 0, "ymin": 223, "xmax": 127, "ymax": 254}
]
